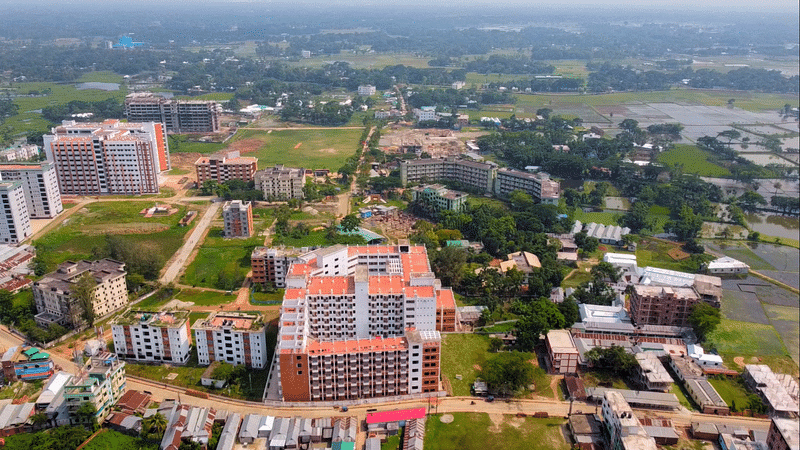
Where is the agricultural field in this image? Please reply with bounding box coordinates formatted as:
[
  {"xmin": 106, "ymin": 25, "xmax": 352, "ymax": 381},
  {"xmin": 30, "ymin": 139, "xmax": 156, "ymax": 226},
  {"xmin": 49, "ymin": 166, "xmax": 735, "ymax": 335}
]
[
  {"xmin": 33, "ymin": 201, "xmax": 196, "ymax": 270},
  {"xmin": 229, "ymin": 128, "xmax": 363, "ymax": 170},
  {"xmin": 285, "ymin": 51, "xmax": 431, "ymax": 69},
  {"xmin": 181, "ymin": 228, "xmax": 263, "ymax": 290},
  {"xmin": 425, "ymin": 413, "xmax": 568, "ymax": 450},
  {"xmin": 1, "ymin": 80, "xmax": 127, "ymax": 137},
  {"xmin": 657, "ymin": 144, "xmax": 731, "ymax": 177},
  {"xmin": 76, "ymin": 70, "xmax": 125, "ymax": 84}
]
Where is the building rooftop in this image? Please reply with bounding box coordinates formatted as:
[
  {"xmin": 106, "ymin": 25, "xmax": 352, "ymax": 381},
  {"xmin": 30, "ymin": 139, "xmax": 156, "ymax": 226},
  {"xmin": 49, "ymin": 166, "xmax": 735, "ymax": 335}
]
[
  {"xmin": 632, "ymin": 285, "xmax": 699, "ymax": 300},
  {"xmin": 588, "ymin": 387, "xmax": 680, "ymax": 410},
  {"xmin": 708, "ymin": 256, "xmax": 749, "ymax": 271},
  {"xmin": 744, "ymin": 365, "xmax": 800, "ymax": 414},
  {"xmin": 547, "ymin": 330, "xmax": 578, "ymax": 355},
  {"xmin": 303, "ymin": 336, "xmax": 408, "ymax": 357},
  {"xmin": 192, "ymin": 312, "xmax": 264, "ymax": 332},
  {"xmin": 686, "ymin": 379, "xmax": 727, "ymax": 408},
  {"xmin": 635, "ymin": 353, "xmax": 674, "ymax": 385},
  {"xmin": 772, "ymin": 418, "xmax": 800, "ymax": 450},
  {"xmin": 33, "ymin": 259, "xmax": 126, "ymax": 295},
  {"xmin": 113, "ymin": 309, "xmax": 189, "ymax": 327}
]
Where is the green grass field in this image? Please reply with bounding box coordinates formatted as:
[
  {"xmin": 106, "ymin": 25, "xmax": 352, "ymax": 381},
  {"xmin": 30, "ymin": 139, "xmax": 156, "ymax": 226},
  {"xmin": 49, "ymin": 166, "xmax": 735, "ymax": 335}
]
[
  {"xmin": 708, "ymin": 377, "xmax": 752, "ymax": 411},
  {"xmin": 635, "ymin": 238, "xmax": 697, "ymax": 272},
  {"xmin": 181, "ymin": 228, "xmax": 262, "ymax": 290},
  {"xmin": 2, "ymin": 81, "xmax": 127, "ymax": 137},
  {"xmin": 176, "ymin": 288, "xmax": 237, "ymax": 306},
  {"xmin": 82, "ymin": 430, "xmax": 157, "ymax": 450},
  {"xmin": 425, "ymin": 413, "xmax": 568, "ymax": 450},
  {"xmin": 706, "ymin": 318, "xmax": 790, "ymax": 358},
  {"xmin": 76, "ymin": 71, "xmax": 125, "ymax": 84},
  {"xmin": 658, "ymin": 144, "xmax": 732, "ymax": 177},
  {"xmin": 33, "ymin": 201, "xmax": 194, "ymax": 270},
  {"xmin": 441, "ymin": 334, "xmax": 493, "ymax": 396},
  {"xmin": 232, "ymin": 128, "xmax": 362, "ymax": 170},
  {"xmin": 572, "ymin": 210, "xmax": 621, "ymax": 226},
  {"xmin": 270, "ymin": 229, "xmax": 329, "ymax": 247},
  {"xmin": 168, "ymin": 134, "xmax": 228, "ymax": 154},
  {"xmin": 174, "ymin": 92, "xmax": 234, "ymax": 101}
]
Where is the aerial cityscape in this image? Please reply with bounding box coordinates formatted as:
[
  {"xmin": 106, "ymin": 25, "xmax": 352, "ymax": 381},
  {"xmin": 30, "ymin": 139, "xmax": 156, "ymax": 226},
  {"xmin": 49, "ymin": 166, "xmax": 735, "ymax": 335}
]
[{"xmin": 0, "ymin": 1, "xmax": 797, "ymax": 450}]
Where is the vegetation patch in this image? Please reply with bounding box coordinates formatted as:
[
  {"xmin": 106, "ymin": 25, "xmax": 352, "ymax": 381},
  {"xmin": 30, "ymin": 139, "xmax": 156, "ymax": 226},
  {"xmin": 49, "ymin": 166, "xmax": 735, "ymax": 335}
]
[
  {"xmin": 658, "ymin": 144, "xmax": 732, "ymax": 177},
  {"xmin": 81, "ymin": 430, "xmax": 157, "ymax": 450},
  {"xmin": 440, "ymin": 334, "xmax": 493, "ymax": 396},
  {"xmin": 232, "ymin": 128, "xmax": 362, "ymax": 170},
  {"xmin": 181, "ymin": 228, "xmax": 262, "ymax": 290},
  {"xmin": 424, "ymin": 413, "xmax": 568, "ymax": 450},
  {"xmin": 706, "ymin": 318, "xmax": 789, "ymax": 358}
]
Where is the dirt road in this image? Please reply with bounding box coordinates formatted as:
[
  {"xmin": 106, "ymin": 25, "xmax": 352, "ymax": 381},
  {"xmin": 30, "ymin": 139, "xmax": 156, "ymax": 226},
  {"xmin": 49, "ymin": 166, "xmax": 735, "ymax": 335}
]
[{"xmin": 160, "ymin": 201, "xmax": 221, "ymax": 284}]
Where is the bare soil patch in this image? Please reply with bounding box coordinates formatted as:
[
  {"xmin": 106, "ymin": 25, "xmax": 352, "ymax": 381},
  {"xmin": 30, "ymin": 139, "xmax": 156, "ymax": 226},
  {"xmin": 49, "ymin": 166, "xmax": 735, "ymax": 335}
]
[
  {"xmin": 318, "ymin": 147, "xmax": 337, "ymax": 154},
  {"xmin": 230, "ymin": 139, "xmax": 263, "ymax": 154},
  {"xmin": 473, "ymin": 364, "xmax": 482, "ymax": 371},
  {"xmin": 439, "ymin": 414, "xmax": 454, "ymax": 424},
  {"xmin": 668, "ymin": 248, "xmax": 691, "ymax": 261},
  {"xmin": 488, "ymin": 414, "xmax": 504, "ymax": 433},
  {"xmin": 734, "ymin": 356, "xmax": 746, "ymax": 368}
]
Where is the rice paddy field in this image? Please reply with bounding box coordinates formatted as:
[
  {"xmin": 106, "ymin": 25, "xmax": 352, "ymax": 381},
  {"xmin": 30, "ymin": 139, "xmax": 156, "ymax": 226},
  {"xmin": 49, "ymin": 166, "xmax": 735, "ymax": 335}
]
[{"xmin": 657, "ymin": 144, "xmax": 732, "ymax": 177}]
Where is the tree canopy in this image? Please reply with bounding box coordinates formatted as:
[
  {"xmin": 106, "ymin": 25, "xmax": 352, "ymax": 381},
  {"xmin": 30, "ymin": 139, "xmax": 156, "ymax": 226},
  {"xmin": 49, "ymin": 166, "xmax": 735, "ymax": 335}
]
[{"xmin": 480, "ymin": 351, "xmax": 535, "ymax": 396}]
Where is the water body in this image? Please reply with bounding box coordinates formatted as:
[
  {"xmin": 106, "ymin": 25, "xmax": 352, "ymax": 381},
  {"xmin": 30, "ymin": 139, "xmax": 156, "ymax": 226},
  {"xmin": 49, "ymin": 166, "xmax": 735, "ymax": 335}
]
[
  {"xmin": 745, "ymin": 213, "xmax": 800, "ymax": 241},
  {"xmin": 75, "ymin": 82, "xmax": 120, "ymax": 91}
]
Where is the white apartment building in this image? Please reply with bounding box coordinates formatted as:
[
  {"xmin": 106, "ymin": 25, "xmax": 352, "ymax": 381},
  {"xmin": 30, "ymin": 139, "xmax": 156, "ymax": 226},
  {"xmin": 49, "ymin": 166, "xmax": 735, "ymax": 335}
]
[
  {"xmin": 0, "ymin": 162, "xmax": 63, "ymax": 218},
  {"xmin": 400, "ymin": 157, "xmax": 497, "ymax": 193},
  {"xmin": 33, "ymin": 259, "xmax": 128, "ymax": 328},
  {"xmin": 111, "ymin": 310, "xmax": 192, "ymax": 365},
  {"xmin": 124, "ymin": 92, "xmax": 221, "ymax": 133},
  {"xmin": 0, "ymin": 181, "xmax": 31, "ymax": 244},
  {"xmin": 601, "ymin": 390, "xmax": 658, "ymax": 450},
  {"xmin": 409, "ymin": 184, "xmax": 468, "ymax": 212},
  {"xmin": 276, "ymin": 244, "xmax": 452, "ymax": 402},
  {"xmin": 358, "ymin": 85, "xmax": 377, "ymax": 96},
  {"xmin": 413, "ymin": 106, "xmax": 437, "ymax": 122},
  {"xmin": 494, "ymin": 168, "xmax": 561, "ymax": 204},
  {"xmin": 193, "ymin": 312, "xmax": 268, "ymax": 369},
  {"xmin": 43, "ymin": 119, "xmax": 170, "ymax": 195},
  {"xmin": 222, "ymin": 200, "xmax": 254, "ymax": 238},
  {"xmin": 0, "ymin": 144, "xmax": 40, "ymax": 162},
  {"xmin": 63, "ymin": 353, "xmax": 126, "ymax": 422},
  {"xmin": 254, "ymin": 165, "xmax": 306, "ymax": 200}
]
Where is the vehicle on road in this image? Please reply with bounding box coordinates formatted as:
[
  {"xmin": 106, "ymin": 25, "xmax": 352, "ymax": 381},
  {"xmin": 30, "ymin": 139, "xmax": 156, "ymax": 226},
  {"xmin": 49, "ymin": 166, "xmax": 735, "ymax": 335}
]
[{"xmin": 486, "ymin": 396, "xmax": 495, "ymax": 402}]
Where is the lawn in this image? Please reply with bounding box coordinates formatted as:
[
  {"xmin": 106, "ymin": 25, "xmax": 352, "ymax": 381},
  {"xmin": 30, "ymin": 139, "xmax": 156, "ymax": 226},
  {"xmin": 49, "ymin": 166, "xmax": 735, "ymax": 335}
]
[
  {"xmin": 168, "ymin": 134, "xmax": 228, "ymax": 154},
  {"xmin": 425, "ymin": 413, "xmax": 568, "ymax": 450},
  {"xmin": 176, "ymin": 288, "xmax": 237, "ymax": 306},
  {"xmin": 670, "ymin": 383, "xmax": 697, "ymax": 411},
  {"xmin": 381, "ymin": 428, "xmax": 403, "ymax": 450},
  {"xmin": 657, "ymin": 144, "xmax": 732, "ymax": 177},
  {"xmin": 231, "ymin": 128, "xmax": 363, "ymax": 170},
  {"xmin": 582, "ymin": 369, "xmax": 632, "ymax": 390},
  {"xmin": 181, "ymin": 228, "xmax": 262, "ymax": 290},
  {"xmin": 124, "ymin": 347, "xmax": 269, "ymax": 401},
  {"xmin": 466, "ymin": 196, "xmax": 509, "ymax": 211},
  {"xmin": 440, "ymin": 334, "xmax": 493, "ymax": 396},
  {"xmin": 562, "ymin": 264, "xmax": 594, "ymax": 288},
  {"xmin": 572, "ymin": 210, "xmax": 621, "ymax": 226},
  {"xmin": 251, "ymin": 289, "xmax": 285, "ymax": 304},
  {"xmin": 708, "ymin": 377, "xmax": 752, "ymax": 412},
  {"xmin": 706, "ymin": 318, "xmax": 790, "ymax": 358},
  {"xmin": 33, "ymin": 201, "xmax": 194, "ymax": 270},
  {"xmin": 82, "ymin": 430, "xmax": 157, "ymax": 450},
  {"xmin": 635, "ymin": 238, "xmax": 697, "ymax": 272},
  {"xmin": 4, "ymin": 81, "xmax": 127, "ymax": 137},
  {"xmin": 270, "ymin": 229, "xmax": 329, "ymax": 247}
]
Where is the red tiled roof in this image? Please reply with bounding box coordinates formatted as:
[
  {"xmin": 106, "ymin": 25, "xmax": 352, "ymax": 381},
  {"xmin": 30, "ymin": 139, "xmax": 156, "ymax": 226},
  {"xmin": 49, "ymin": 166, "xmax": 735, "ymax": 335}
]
[
  {"xmin": 305, "ymin": 336, "xmax": 408, "ymax": 356},
  {"xmin": 116, "ymin": 390, "xmax": 151, "ymax": 413},
  {"xmin": 307, "ymin": 276, "xmax": 353, "ymax": 295},
  {"xmin": 436, "ymin": 289, "xmax": 456, "ymax": 310},
  {"xmin": 366, "ymin": 407, "xmax": 426, "ymax": 424}
]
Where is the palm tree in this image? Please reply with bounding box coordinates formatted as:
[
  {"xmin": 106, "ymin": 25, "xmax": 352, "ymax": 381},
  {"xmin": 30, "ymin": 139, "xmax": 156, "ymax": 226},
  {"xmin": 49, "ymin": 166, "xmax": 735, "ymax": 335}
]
[{"xmin": 143, "ymin": 412, "xmax": 168, "ymax": 439}]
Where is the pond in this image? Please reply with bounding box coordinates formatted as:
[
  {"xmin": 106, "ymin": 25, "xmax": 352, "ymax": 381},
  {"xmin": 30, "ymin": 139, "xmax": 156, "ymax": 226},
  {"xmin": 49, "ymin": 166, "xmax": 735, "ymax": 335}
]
[
  {"xmin": 75, "ymin": 82, "xmax": 120, "ymax": 91},
  {"xmin": 745, "ymin": 213, "xmax": 800, "ymax": 241}
]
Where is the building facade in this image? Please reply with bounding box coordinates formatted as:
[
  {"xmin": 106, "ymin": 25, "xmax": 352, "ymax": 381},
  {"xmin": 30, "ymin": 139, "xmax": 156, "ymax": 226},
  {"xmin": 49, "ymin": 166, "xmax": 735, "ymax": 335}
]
[
  {"xmin": 409, "ymin": 184, "xmax": 467, "ymax": 212},
  {"xmin": 494, "ymin": 168, "xmax": 560, "ymax": 204},
  {"xmin": 124, "ymin": 93, "xmax": 221, "ymax": 133},
  {"xmin": 545, "ymin": 330, "xmax": 579, "ymax": 375},
  {"xmin": 276, "ymin": 244, "xmax": 452, "ymax": 402},
  {"xmin": 63, "ymin": 353, "xmax": 126, "ymax": 422},
  {"xmin": 629, "ymin": 285, "xmax": 702, "ymax": 327},
  {"xmin": 357, "ymin": 85, "xmax": 377, "ymax": 96},
  {"xmin": 601, "ymin": 390, "xmax": 658, "ymax": 450},
  {"xmin": 0, "ymin": 163, "xmax": 63, "ymax": 218},
  {"xmin": 767, "ymin": 418, "xmax": 800, "ymax": 450},
  {"xmin": 33, "ymin": 259, "xmax": 128, "ymax": 328},
  {"xmin": 413, "ymin": 107, "xmax": 437, "ymax": 122},
  {"xmin": 43, "ymin": 120, "xmax": 170, "ymax": 195},
  {"xmin": 254, "ymin": 165, "xmax": 306, "ymax": 200},
  {"xmin": 400, "ymin": 158, "xmax": 497, "ymax": 193},
  {"xmin": 111, "ymin": 310, "xmax": 192, "ymax": 365},
  {"xmin": 193, "ymin": 312, "xmax": 268, "ymax": 369},
  {"xmin": 251, "ymin": 247, "xmax": 309, "ymax": 289},
  {"xmin": 195, "ymin": 151, "xmax": 257, "ymax": 185},
  {"xmin": 222, "ymin": 200, "xmax": 254, "ymax": 238},
  {"xmin": 1, "ymin": 346, "xmax": 54, "ymax": 382},
  {"xmin": 0, "ymin": 181, "xmax": 31, "ymax": 244}
]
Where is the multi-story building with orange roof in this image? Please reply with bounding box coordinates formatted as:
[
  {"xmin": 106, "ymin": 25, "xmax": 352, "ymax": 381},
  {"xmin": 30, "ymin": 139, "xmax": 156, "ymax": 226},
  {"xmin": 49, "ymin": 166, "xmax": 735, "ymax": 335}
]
[
  {"xmin": 194, "ymin": 151, "xmax": 258, "ymax": 185},
  {"xmin": 273, "ymin": 243, "xmax": 452, "ymax": 402},
  {"xmin": 43, "ymin": 120, "xmax": 170, "ymax": 195}
]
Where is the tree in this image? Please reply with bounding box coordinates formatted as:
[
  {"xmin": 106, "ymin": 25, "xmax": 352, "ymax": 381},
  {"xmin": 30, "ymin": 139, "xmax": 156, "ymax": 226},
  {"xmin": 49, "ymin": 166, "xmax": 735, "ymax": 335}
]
[
  {"xmin": 32, "ymin": 254, "xmax": 49, "ymax": 276},
  {"xmin": 558, "ymin": 297, "xmax": 579, "ymax": 326},
  {"xmin": 620, "ymin": 201, "xmax": 652, "ymax": 234},
  {"xmin": 515, "ymin": 298, "xmax": 566, "ymax": 351},
  {"xmin": 689, "ymin": 302, "xmax": 721, "ymax": 341},
  {"xmin": 619, "ymin": 118, "xmax": 639, "ymax": 133},
  {"xmin": 30, "ymin": 412, "xmax": 48, "ymax": 429},
  {"xmin": 74, "ymin": 401, "xmax": 98, "ymax": 429},
  {"xmin": 200, "ymin": 180, "xmax": 218, "ymax": 196},
  {"xmin": 488, "ymin": 337, "xmax": 503, "ymax": 353},
  {"xmin": 73, "ymin": 272, "xmax": 97, "ymax": 328},
  {"xmin": 591, "ymin": 261, "xmax": 621, "ymax": 283},
  {"xmin": 430, "ymin": 246, "xmax": 467, "ymax": 287},
  {"xmin": 737, "ymin": 191, "xmax": 766, "ymax": 212},
  {"xmin": 574, "ymin": 231, "xmax": 599, "ymax": 253},
  {"xmin": 584, "ymin": 346, "xmax": 637, "ymax": 376},
  {"xmin": 480, "ymin": 351, "xmax": 535, "ymax": 396},
  {"xmin": 142, "ymin": 412, "xmax": 168, "ymax": 439},
  {"xmin": 0, "ymin": 289, "xmax": 12, "ymax": 323},
  {"xmin": 666, "ymin": 203, "xmax": 704, "ymax": 241},
  {"xmin": 340, "ymin": 213, "xmax": 361, "ymax": 232}
]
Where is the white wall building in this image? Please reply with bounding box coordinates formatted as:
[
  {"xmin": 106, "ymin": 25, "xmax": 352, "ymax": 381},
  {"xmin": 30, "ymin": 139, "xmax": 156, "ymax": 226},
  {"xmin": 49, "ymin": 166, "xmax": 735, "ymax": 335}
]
[
  {"xmin": 358, "ymin": 85, "xmax": 377, "ymax": 96},
  {"xmin": 0, "ymin": 163, "xmax": 63, "ymax": 219},
  {"xmin": 111, "ymin": 310, "xmax": 192, "ymax": 365},
  {"xmin": 33, "ymin": 259, "xmax": 127, "ymax": 328},
  {"xmin": 193, "ymin": 312, "xmax": 267, "ymax": 369},
  {"xmin": 601, "ymin": 390, "xmax": 658, "ymax": 450},
  {"xmin": 413, "ymin": 107, "xmax": 437, "ymax": 122},
  {"xmin": 0, "ymin": 181, "xmax": 31, "ymax": 244},
  {"xmin": 254, "ymin": 165, "xmax": 306, "ymax": 200},
  {"xmin": 707, "ymin": 257, "xmax": 749, "ymax": 275}
]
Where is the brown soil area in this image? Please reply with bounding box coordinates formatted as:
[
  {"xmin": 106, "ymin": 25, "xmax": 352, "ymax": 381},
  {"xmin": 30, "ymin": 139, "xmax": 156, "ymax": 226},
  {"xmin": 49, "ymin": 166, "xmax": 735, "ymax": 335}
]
[
  {"xmin": 229, "ymin": 139, "xmax": 263, "ymax": 154},
  {"xmin": 170, "ymin": 152, "xmax": 203, "ymax": 170}
]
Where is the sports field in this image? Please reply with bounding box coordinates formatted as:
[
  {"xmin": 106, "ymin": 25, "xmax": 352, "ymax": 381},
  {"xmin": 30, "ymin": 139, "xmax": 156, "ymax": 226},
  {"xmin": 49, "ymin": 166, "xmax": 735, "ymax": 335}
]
[{"xmin": 231, "ymin": 128, "xmax": 363, "ymax": 170}]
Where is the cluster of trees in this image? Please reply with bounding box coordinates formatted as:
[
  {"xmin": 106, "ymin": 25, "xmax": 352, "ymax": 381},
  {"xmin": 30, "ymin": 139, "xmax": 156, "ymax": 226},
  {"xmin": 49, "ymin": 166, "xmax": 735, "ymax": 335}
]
[
  {"xmin": 0, "ymin": 98, "xmax": 18, "ymax": 122},
  {"xmin": 280, "ymin": 97, "xmax": 353, "ymax": 126},
  {"xmin": 483, "ymin": 77, "xmax": 584, "ymax": 93},
  {"xmin": 200, "ymin": 179, "xmax": 264, "ymax": 202},
  {"xmin": 41, "ymin": 98, "xmax": 123, "ymax": 123},
  {"xmin": 0, "ymin": 289, "xmax": 69, "ymax": 344},
  {"xmin": 406, "ymin": 88, "xmax": 515, "ymax": 110},
  {"xmin": 1, "ymin": 425, "xmax": 93, "ymax": 450},
  {"xmin": 463, "ymin": 55, "xmax": 555, "ymax": 75}
]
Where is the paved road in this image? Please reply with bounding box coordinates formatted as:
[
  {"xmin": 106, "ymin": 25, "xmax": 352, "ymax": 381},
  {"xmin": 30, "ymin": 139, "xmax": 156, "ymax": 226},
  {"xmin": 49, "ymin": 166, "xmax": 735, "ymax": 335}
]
[{"xmin": 160, "ymin": 201, "xmax": 221, "ymax": 285}]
